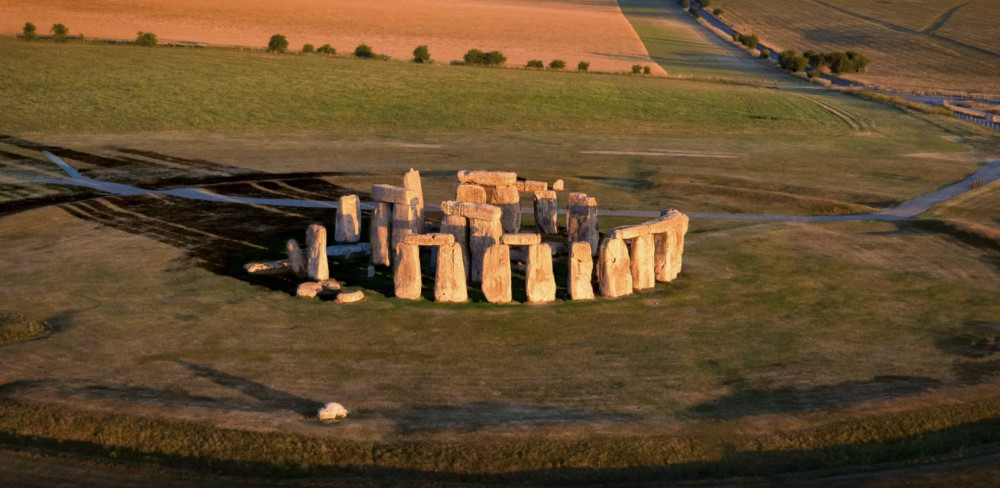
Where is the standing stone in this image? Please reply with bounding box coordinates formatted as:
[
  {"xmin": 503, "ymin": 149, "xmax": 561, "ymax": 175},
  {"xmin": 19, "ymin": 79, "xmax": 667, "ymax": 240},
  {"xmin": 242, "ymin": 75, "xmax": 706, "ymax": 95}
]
[
  {"xmin": 525, "ymin": 244, "xmax": 556, "ymax": 304},
  {"xmin": 306, "ymin": 224, "xmax": 329, "ymax": 281},
  {"xmin": 287, "ymin": 239, "xmax": 307, "ymax": 278},
  {"xmin": 481, "ymin": 244, "xmax": 512, "ymax": 304},
  {"xmin": 370, "ymin": 202, "xmax": 392, "ymax": 267},
  {"xmin": 335, "ymin": 194, "xmax": 361, "ymax": 243},
  {"xmin": 630, "ymin": 234, "xmax": 656, "ymax": 290},
  {"xmin": 469, "ymin": 216, "xmax": 503, "ymax": 283},
  {"xmin": 456, "ymin": 184, "xmax": 487, "ymax": 204},
  {"xmin": 552, "ymin": 179, "xmax": 565, "ymax": 192},
  {"xmin": 440, "ymin": 215, "xmax": 471, "ymax": 279},
  {"xmin": 435, "ymin": 242, "xmax": 468, "ymax": 303},
  {"xmin": 568, "ymin": 242, "xmax": 595, "ymax": 300},
  {"xmin": 391, "ymin": 202, "xmax": 415, "ymax": 265},
  {"xmin": 491, "ymin": 184, "xmax": 521, "ymax": 233},
  {"xmin": 402, "ymin": 169, "xmax": 424, "ymax": 232},
  {"xmin": 598, "ymin": 237, "xmax": 632, "ymax": 298},
  {"xmin": 533, "ymin": 190, "xmax": 558, "ymax": 235},
  {"xmin": 586, "ymin": 197, "xmax": 600, "ymax": 257},
  {"xmin": 393, "ymin": 243, "xmax": 422, "ymax": 300},
  {"xmin": 653, "ymin": 211, "xmax": 689, "ymax": 282},
  {"xmin": 566, "ymin": 192, "xmax": 588, "ymax": 241}
]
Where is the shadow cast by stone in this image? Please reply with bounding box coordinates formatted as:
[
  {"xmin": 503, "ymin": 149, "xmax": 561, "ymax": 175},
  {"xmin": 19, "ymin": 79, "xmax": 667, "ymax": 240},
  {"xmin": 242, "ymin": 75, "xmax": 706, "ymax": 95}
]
[{"xmin": 177, "ymin": 361, "xmax": 323, "ymax": 416}]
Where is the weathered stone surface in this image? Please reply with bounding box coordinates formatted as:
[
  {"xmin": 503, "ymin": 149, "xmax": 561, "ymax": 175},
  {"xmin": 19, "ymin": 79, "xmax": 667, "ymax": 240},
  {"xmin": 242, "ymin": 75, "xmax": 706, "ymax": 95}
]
[
  {"xmin": 317, "ymin": 402, "xmax": 349, "ymax": 420},
  {"xmin": 434, "ymin": 242, "xmax": 468, "ymax": 303},
  {"xmin": 245, "ymin": 259, "xmax": 291, "ymax": 275},
  {"xmin": 568, "ymin": 241, "xmax": 595, "ymax": 300},
  {"xmin": 440, "ymin": 215, "xmax": 470, "ymax": 280},
  {"xmin": 515, "ymin": 179, "xmax": 548, "ymax": 192},
  {"xmin": 652, "ymin": 210, "xmax": 689, "ymax": 282},
  {"xmin": 499, "ymin": 203, "xmax": 522, "ymax": 234},
  {"xmin": 551, "ymin": 179, "xmax": 565, "ymax": 192},
  {"xmin": 456, "ymin": 183, "xmax": 488, "ymax": 204},
  {"xmin": 440, "ymin": 201, "xmax": 502, "ymax": 222},
  {"xmin": 490, "ymin": 184, "xmax": 520, "ymax": 205},
  {"xmin": 391, "ymin": 203, "xmax": 415, "ymax": 265},
  {"xmin": 402, "ymin": 168, "xmax": 424, "ymax": 231},
  {"xmin": 609, "ymin": 224, "xmax": 651, "ymax": 240},
  {"xmin": 525, "ymin": 244, "xmax": 556, "ymax": 304},
  {"xmin": 371, "ymin": 184, "xmax": 418, "ymax": 205},
  {"xmin": 369, "ymin": 202, "xmax": 392, "ymax": 267},
  {"xmin": 457, "ymin": 170, "xmax": 517, "ymax": 187},
  {"xmin": 393, "ymin": 243, "xmax": 422, "ymax": 300},
  {"xmin": 598, "ymin": 237, "xmax": 632, "ymax": 298},
  {"xmin": 306, "ymin": 224, "xmax": 329, "ymax": 281},
  {"xmin": 586, "ymin": 197, "xmax": 599, "ymax": 256},
  {"xmin": 335, "ymin": 194, "xmax": 361, "ymax": 243},
  {"xmin": 327, "ymin": 242, "xmax": 372, "ymax": 260},
  {"xmin": 469, "ymin": 217, "xmax": 503, "ymax": 283},
  {"xmin": 629, "ymin": 234, "xmax": 656, "ymax": 290},
  {"xmin": 566, "ymin": 192, "xmax": 588, "ymax": 241},
  {"xmin": 533, "ymin": 190, "xmax": 558, "ymax": 235},
  {"xmin": 405, "ymin": 233, "xmax": 455, "ymax": 247},
  {"xmin": 287, "ymin": 239, "xmax": 307, "ymax": 277},
  {"xmin": 320, "ymin": 279, "xmax": 341, "ymax": 292},
  {"xmin": 501, "ymin": 233, "xmax": 542, "ymax": 246},
  {"xmin": 296, "ymin": 281, "xmax": 324, "ymax": 298},
  {"xmin": 481, "ymin": 244, "xmax": 512, "ymax": 304},
  {"xmin": 336, "ymin": 290, "xmax": 365, "ymax": 304}
]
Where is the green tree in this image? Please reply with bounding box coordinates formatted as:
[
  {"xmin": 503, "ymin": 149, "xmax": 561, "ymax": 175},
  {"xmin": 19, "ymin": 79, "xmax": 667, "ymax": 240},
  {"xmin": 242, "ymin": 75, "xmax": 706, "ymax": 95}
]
[
  {"xmin": 267, "ymin": 34, "xmax": 288, "ymax": 53},
  {"xmin": 22, "ymin": 22, "xmax": 37, "ymax": 41},
  {"xmin": 759, "ymin": 48, "xmax": 771, "ymax": 59},
  {"xmin": 484, "ymin": 50, "xmax": 506, "ymax": 66},
  {"xmin": 135, "ymin": 31, "xmax": 158, "ymax": 47},
  {"xmin": 577, "ymin": 61, "xmax": 590, "ymax": 72},
  {"xmin": 631, "ymin": 64, "xmax": 642, "ymax": 74},
  {"xmin": 549, "ymin": 59, "xmax": 566, "ymax": 69},
  {"xmin": 526, "ymin": 59, "xmax": 544, "ymax": 69},
  {"xmin": 713, "ymin": 8, "xmax": 724, "ymax": 15},
  {"xmin": 50, "ymin": 23, "xmax": 68, "ymax": 43},
  {"xmin": 354, "ymin": 43, "xmax": 374, "ymax": 58},
  {"xmin": 413, "ymin": 44, "xmax": 430, "ymax": 63},
  {"xmin": 317, "ymin": 44, "xmax": 335, "ymax": 54},
  {"xmin": 643, "ymin": 65, "xmax": 651, "ymax": 75},
  {"xmin": 302, "ymin": 43, "xmax": 315, "ymax": 54}
]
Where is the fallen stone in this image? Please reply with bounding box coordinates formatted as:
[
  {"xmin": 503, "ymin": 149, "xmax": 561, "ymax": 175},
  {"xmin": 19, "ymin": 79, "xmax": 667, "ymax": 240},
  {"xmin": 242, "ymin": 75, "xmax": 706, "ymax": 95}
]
[
  {"xmin": 287, "ymin": 239, "xmax": 307, "ymax": 278},
  {"xmin": 598, "ymin": 237, "xmax": 632, "ymax": 298},
  {"xmin": 336, "ymin": 290, "xmax": 365, "ymax": 304},
  {"xmin": 440, "ymin": 200, "xmax": 502, "ymax": 222},
  {"xmin": 320, "ymin": 279, "xmax": 341, "ymax": 292},
  {"xmin": 402, "ymin": 168, "xmax": 424, "ymax": 231},
  {"xmin": 533, "ymin": 190, "xmax": 558, "ymax": 235},
  {"xmin": 296, "ymin": 281, "xmax": 324, "ymax": 298},
  {"xmin": 515, "ymin": 179, "xmax": 548, "ymax": 192},
  {"xmin": 456, "ymin": 184, "xmax": 488, "ymax": 204},
  {"xmin": 457, "ymin": 170, "xmax": 517, "ymax": 186},
  {"xmin": 391, "ymin": 202, "xmax": 415, "ymax": 265},
  {"xmin": 306, "ymin": 224, "xmax": 330, "ymax": 281},
  {"xmin": 440, "ymin": 215, "xmax": 470, "ymax": 280},
  {"xmin": 393, "ymin": 243, "xmax": 422, "ymax": 300},
  {"xmin": 568, "ymin": 241, "xmax": 595, "ymax": 300},
  {"xmin": 404, "ymin": 233, "xmax": 455, "ymax": 247},
  {"xmin": 435, "ymin": 242, "xmax": 468, "ymax": 303},
  {"xmin": 317, "ymin": 402, "xmax": 349, "ymax": 420},
  {"xmin": 551, "ymin": 179, "xmax": 565, "ymax": 192},
  {"xmin": 501, "ymin": 233, "xmax": 542, "ymax": 246},
  {"xmin": 525, "ymin": 244, "xmax": 556, "ymax": 304},
  {"xmin": 629, "ymin": 234, "xmax": 656, "ymax": 290},
  {"xmin": 469, "ymin": 216, "xmax": 503, "ymax": 283},
  {"xmin": 369, "ymin": 202, "xmax": 392, "ymax": 267},
  {"xmin": 481, "ymin": 244, "xmax": 512, "ymax": 304},
  {"xmin": 327, "ymin": 242, "xmax": 372, "ymax": 260},
  {"xmin": 335, "ymin": 194, "xmax": 361, "ymax": 243},
  {"xmin": 371, "ymin": 184, "xmax": 419, "ymax": 205},
  {"xmin": 245, "ymin": 260, "xmax": 290, "ymax": 275}
]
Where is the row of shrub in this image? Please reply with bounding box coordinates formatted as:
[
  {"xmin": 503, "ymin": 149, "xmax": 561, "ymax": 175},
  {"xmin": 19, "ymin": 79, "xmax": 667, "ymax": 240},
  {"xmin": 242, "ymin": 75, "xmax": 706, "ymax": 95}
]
[
  {"xmin": 778, "ymin": 50, "xmax": 870, "ymax": 75},
  {"xmin": 526, "ymin": 59, "xmax": 591, "ymax": 71},
  {"xmin": 21, "ymin": 22, "xmax": 78, "ymax": 43}
]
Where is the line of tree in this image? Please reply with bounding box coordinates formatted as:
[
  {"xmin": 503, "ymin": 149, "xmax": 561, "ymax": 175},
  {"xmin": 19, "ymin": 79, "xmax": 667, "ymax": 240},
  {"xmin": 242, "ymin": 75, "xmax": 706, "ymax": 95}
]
[
  {"xmin": 21, "ymin": 22, "xmax": 80, "ymax": 43},
  {"xmin": 804, "ymin": 50, "xmax": 870, "ymax": 73},
  {"xmin": 463, "ymin": 49, "xmax": 506, "ymax": 66},
  {"xmin": 732, "ymin": 33, "xmax": 759, "ymax": 50}
]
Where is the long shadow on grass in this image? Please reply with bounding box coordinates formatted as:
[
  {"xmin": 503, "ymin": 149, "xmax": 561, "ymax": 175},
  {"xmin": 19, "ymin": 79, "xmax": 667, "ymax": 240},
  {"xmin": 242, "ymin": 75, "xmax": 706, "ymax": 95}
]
[
  {"xmin": 177, "ymin": 361, "xmax": 324, "ymax": 416},
  {"xmin": 388, "ymin": 403, "xmax": 632, "ymax": 432},
  {"xmin": 681, "ymin": 375, "xmax": 940, "ymax": 420}
]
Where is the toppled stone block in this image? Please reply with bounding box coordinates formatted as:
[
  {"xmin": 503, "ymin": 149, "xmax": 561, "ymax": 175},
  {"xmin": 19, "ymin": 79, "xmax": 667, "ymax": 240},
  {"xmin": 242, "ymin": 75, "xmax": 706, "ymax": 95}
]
[
  {"xmin": 336, "ymin": 290, "xmax": 365, "ymax": 304},
  {"xmin": 456, "ymin": 184, "xmax": 488, "ymax": 204},
  {"xmin": 598, "ymin": 237, "xmax": 632, "ymax": 298},
  {"xmin": 440, "ymin": 215, "xmax": 470, "ymax": 280},
  {"xmin": 501, "ymin": 233, "xmax": 542, "ymax": 246},
  {"xmin": 335, "ymin": 194, "xmax": 361, "ymax": 243},
  {"xmin": 320, "ymin": 279, "xmax": 341, "ymax": 292},
  {"xmin": 327, "ymin": 242, "xmax": 372, "ymax": 260},
  {"xmin": 245, "ymin": 260, "xmax": 290, "ymax": 275},
  {"xmin": 533, "ymin": 190, "xmax": 558, "ymax": 235},
  {"xmin": 457, "ymin": 170, "xmax": 517, "ymax": 187},
  {"xmin": 296, "ymin": 282, "xmax": 324, "ymax": 298},
  {"xmin": 629, "ymin": 234, "xmax": 656, "ymax": 290},
  {"xmin": 515, "ymin": 179, "xmax": 548, "ymax": 192},
  {"xmin": 371, "ymin": 184, "xmax": 419, "ymax": 205},
  {"xmin": 287, "ymin": 239, "xmax": 307, "ymax": 278},
  {"xmin": 306, "ymin": 224, "xmax": 330, "ymax": 281},
  {"xmin": 568, "ymin": 241, "xmax": 595, "ymax": 300},
  {"xmin": 481, "ymin": 243, "xmax": 512, "ymax": 304},
  {"xmin": 393, "ymin": 243, "xmax": 422, "ymax": 300},
  {"xmin": 440, "ymin": 201, "xmax": 502, "ymax": 222},
  {"xmin": 525, "ymin": 243, "xmax": 556, "ymax": 304},
  {"xmin": 317, "ymin": 402, "xmax": 349, "ymax": 420},
  {"xmin": 369, "ymin": 202, "xmax": 392, "ymax": 267},
  {"xmin": 435, "ymin": 242, "xmax": 468, "ymax": 303},
  {"xmin": 404, "ymin": 233, "xmax": 455, "ymax": 247}
]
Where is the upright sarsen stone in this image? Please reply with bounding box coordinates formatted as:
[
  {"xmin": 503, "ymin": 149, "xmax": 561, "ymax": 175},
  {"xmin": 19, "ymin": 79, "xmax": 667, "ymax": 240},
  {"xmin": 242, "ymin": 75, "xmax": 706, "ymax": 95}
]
[
  {"xmin": 369, "ymin": 202, "xmax": 392, "ymax": 267},
  {"xmin": 393, "ymin": 243, "xmax": 422, "ymax": 300},
  {"xmin": 598, "ymin": 237, "xmax": 632, "ymax": 298},
  {"xmin": 287, "ymin": 239, "xmax": 307, "ymax": 278},
  {"xmin": 440, "ymin": 215, "xmax": 470, "ymax": 280},
  {"xmin": 306, "ymin": 224, "xmax": 329, "ymax": 281},
  {"xmin": 469, "ymin": 216, "xmax": 502, "ymax": 283},
  {"xmin": 402, "ymin": 169, "xmax": 424, "ymax": 231},
  {"xmin": 481, "ymin": 243, "xmax": 512, "ymax": 304},
  {"xmin": 568, "ymin": 241, "xmax": 595, "ymax": 300},
  {"xmin": 335, "ymin": 194, "xmax": 361, "ymax": 243},
  {"xmin": 391, "ymin": 202, "xmax": 415, "ymax": 264},
  {"xmin": 533, "ymin": 190, "xmax": 558, "ymax": 235},
  {"xmin": 525, "ymin": 244, "xmax": 556, "ymax": 303},
  {"xmin": 434, "ymin": 242, "xmax": 468, "ymax": 303},
  {"xmin": 629, "ymin": 234, "xmax": 655, "ymax": 290}
]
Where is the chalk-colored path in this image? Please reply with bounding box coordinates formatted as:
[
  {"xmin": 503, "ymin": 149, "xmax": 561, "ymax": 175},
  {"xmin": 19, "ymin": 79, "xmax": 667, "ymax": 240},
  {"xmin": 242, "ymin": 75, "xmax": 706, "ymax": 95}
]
[{"xmin": 35, "ymin": 151, "xmax": 1000, "ymax": 222}]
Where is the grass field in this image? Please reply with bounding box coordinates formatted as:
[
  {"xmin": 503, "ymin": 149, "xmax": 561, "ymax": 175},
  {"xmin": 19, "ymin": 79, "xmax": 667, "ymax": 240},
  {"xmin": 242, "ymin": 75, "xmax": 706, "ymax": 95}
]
[
  {"xmin": 1, "ymin": 31, "xmax": 1000, "ymax": 485},
  {"xmin": 710, "ymin": 0, "xmax": 1000, "ymax": 96}
]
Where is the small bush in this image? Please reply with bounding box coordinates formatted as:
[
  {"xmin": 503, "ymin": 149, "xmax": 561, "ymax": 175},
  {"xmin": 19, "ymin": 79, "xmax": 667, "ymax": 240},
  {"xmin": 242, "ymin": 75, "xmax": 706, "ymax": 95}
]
[
  {"xmin": 737, "ymin": 33, "xmax": 759, "ymax": 49},
  {"xmin": 22, "ymin": 22, "xmax": 37, "ymax": 41},
  {"xmin": 302, "ymin": 43, "xmax": 315, "ymax": 54},
  {"xmin": 267, "ymin": 34, "xmax": 288, "ymax": 53},
  {"xmin": 713, "ymin": 8, "xmax": 724, "ymax": 15},
  {"xmin": 50, "ymin": 23, "xmax": 68, "ymax": 43},
  {"xmin": 643, "ymin": 65, "xmax": 651, "ymax": 75},
  {"xmin": 631, "ymin": 64, "xmax": 642, "ymax": 74},
  {"xmin": 485, "ymin": 50, "xmax": 507, "ymax": 66},
  {"xmin": 464, "ymin": 49, "xmax": 506, "ymax": 66},
  {"xmin": 526, "ymin": 59, "xmax": 544, "ymax": 69},
  {"xmin": 779, "ymin": 50, "xmax": 809, "ymax": 72},
  {"xmin": 732, "ymin": 33, "xmax": 740, "ymax": 42},
  {"xmin": 413, "ymin": 44, "xmax": 430, "ymax": 63},
  {"xmin": 549, "ymin": 59, "xmax": 566, "ymax": 69},
  {"xmin": 759, "ymin": 48, "xmax": 771, "ymax": 59},
  {"xmin": 77, "ymin": 32, "xmax": 84, "ymax": 42},
  {"xmin": 577, "ymin": 61, "xmax": 590, "ymax": 72},
  {"xmin": 807, "ymin": 69, "xmax": 822, "ymax": 79},
  {"xmin": 354, "ymin": 43, "xmax": 374, "ymax": 58},
  {"xmin": 317, "ymin": 44, "xmax": 335, "ymax": 55},
  {"xmin": 135, "ymin": 31, "xmax": 157, "ymax": 47}
]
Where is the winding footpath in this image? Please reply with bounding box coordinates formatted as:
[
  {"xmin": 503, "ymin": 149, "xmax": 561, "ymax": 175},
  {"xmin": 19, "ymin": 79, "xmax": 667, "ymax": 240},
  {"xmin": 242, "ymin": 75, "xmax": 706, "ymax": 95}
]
[{"xmin": 35, "ymin": 151, "xmax": 1000, "ymax": 223}]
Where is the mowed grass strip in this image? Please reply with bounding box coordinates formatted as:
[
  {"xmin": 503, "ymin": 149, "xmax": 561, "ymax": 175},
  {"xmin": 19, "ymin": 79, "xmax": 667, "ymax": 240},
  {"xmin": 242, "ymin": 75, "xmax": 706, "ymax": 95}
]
[{"xmin": 2, "ymin": 36, "xmax": 853, "ymax": 134}]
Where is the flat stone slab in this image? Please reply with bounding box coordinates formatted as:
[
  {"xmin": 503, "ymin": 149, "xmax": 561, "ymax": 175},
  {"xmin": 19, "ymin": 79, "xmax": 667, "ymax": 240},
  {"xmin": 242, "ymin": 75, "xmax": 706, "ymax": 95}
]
[
  {"xmin": 371, "ymin": 184, "xmax": 419, "ymax": 205},
  {"xmin": 500, "ymin": 233, "xmax": 542, "ymax": 246},
  {"xmin": 404, "ymin": 233, "xmax": 456, "ymax": 246},
  {"xmin": 336, "ymin": 290, "xmax": 365, "ymax": 304},
  {"xmin": 457, "ymin": 170, "xmax": 517, "ymax": 186},
  {"xmin": 440, "ymin": 200, "xmax": 502, "ymax": 222},
  {"xmin": 244, "ymin": 260, "xmax": 290, "ymax": 275},
  {"xmin": 609, "ymin": 224, "xmax": 651, "ymax": 240},
  {"xmin": 296, "ymin": 282, "xmax": 324, "ymax": 298},
  {"xmin": 515, "ymin": 179, "xmax": 548, "ymax": 192}
]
